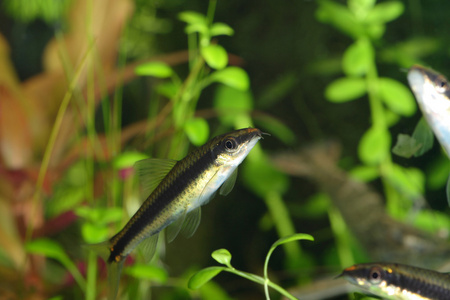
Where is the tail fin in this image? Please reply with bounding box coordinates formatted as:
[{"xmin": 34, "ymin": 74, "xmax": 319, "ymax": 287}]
[{"xmin": 86, "ymin": 241, "xmax": 125, "ymax": 300}]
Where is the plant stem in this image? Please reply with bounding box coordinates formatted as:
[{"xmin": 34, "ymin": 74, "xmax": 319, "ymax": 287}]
[{"xmin": 224, "ymin": 268, "xmax": 297, "ymax": 300}]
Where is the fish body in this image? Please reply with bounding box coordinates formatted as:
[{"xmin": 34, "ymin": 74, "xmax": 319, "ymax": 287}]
[
  {"xmin": 93, "ymin": 128, "xmax": 264, "ymax": 299},
  {"xmin": 340, "ymin": 262, "xmax": 450, "ymax": 300},
  {"xmin": 408, "ymin": 65, "xmax": 450, "ymax": 156}
]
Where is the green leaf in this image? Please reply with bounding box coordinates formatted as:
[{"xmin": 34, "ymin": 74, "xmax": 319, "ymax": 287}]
[
  {"xmin": 178, "ymin": 11, "xmax": 207, "ymax": 25},
  {"xmin": 210, "ymin": 22, "xmax": 234, "ymax": 37},
  {"xmin": 125, "ymin": 264, "xmax": 168, "ymax": 283},
  {"xmin": 211, "ymin": 249, "xmax": 232, "ymax": 267},
  {"xmin": 81, "ymin": 222, "xmax": 110, "ymax": 244},
  {"xmin": 156, "ymin": 82, "xmax": 180, "ymax": 99},
  {"xmin": 26, "ymin": 239, "xmax": 68, "ymax": 262},
  {"xmin": 316, "ymin": 0, "xmax": 364, "ymax": 38},
  {"xmin": 270, "ymin": 234, "xmax": 314, "ymax": 250},
  {"xmin": 210, "ymin": 67, "xmax": 250, "ymax": 91},
  {"xmin": 342, "ymin": 38, "xmax": 374, "ymax": 76},
  {"xmin": 113, "ymin": 151, "xmax": 149, "ymax": 169},
  {"xmin": 412, "ymin": 118, "xmax": 434, "ymax": 157},
  {"xmin": 188, "ymin": 267, "xmax": 225, "ymax": 289},
  {"xmin": 75, "ymin": 206, "xmax": 123, "ymax": 224},
  {"xmin": 325, "ymin": 77, "xmax": 367, "ymax": 102},
  {"xmin": 358, "ymin": 126, "xmax": 391, "ymax": 165},
  {"xmin": 349, "ymin": 165, "xmax": 379, "ymax": 182},
  {"xmin": 348, "ymin": 0, "xmax": 376, "ymax": 20},
  {"xmin": 392, "ymin": 134, "xmax": 422, "ymax": 158},
  {"xmin": 201, "ymin": 44, "xmax": 228, "ymax": 70},
  {"xmin": 379, "ymin": 78, "xmax": 416, "ymax": 116},
  {"xmin": 214, "ymin": 85, "xmax": 253, "ymax": 127},
  {"xmin": 135, "ymin": 62, "xmax": 173, "ymax": 78},
  {"xmin": 365, "ymin": 1, "xmax": 404, "ymax": 24},
  {"xmin": 184, "ymin": 118, "xmax": 210, "ymax": 146},
  {"xmin": 185, "ymin": 23, "xmax": 208, "ymax": 35},
  {"xmin": 385, "ymin": 164, "xmax": 425, "ymax": 199}
]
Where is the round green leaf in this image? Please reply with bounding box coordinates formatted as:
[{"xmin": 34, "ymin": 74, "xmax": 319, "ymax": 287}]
[
  {"xmin": 178, "ymin": 11, "xmax": 207, "ymax": 25},
  {"xmin": 325, "ymin": 77, "xmax": 367, "ymax": 102},
  {"xmin": 125, "ymin": 264, "xmax": 168, "ymax": 283},
  {"xmin": 379, "ymin": 78, "xmax": 416, "ymax": 116},
  {"xmin": 211, "ymin": 249, "xmax": 232, "ymax": 266},
  {"xmin": 113, "ymin": 151, "xmax": 149, "ymax": 169},
  {"xmin": 210, "ymin": 22, "xmax": 234, "ymax": 37},
  {"xmin": 316, "ymin": 0, "xmax": 364, "ymax": 38},
  {"xmin": 342, "ymin": 39, "xmax": 374, "ymax": 76},
  {"xmin": 188, "ymin": 267, "xmax": 225, "ymax": 290},
  {"xmin": 358, "ymin": 126, "xmax": 391, "ymax": 165},
  {"xmin": 365, "ymin": 1, "xmax": 404, "ymax": 24},
  {"xmin": 210, "ymin": 67, "xmax": 250, "ymax": 91},
  {"xmin": 135, "ymin": 62, "xmax": 173, "ymax": 78},
  {"xmin": 184, "ymin": 118, "xmax": 209, "ymax": 146},
  {"xmin": 201, "ymin": 44, "xmax": 228, "ymax": 70}
]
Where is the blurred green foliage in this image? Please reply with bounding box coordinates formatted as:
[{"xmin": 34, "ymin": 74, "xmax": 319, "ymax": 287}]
[{"xmin": 1, "ymin": 0, "xmax": 450, "ymax": 299}]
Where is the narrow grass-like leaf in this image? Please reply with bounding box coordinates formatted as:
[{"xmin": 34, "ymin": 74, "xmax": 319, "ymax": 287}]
[
  {"xmin": 210, "ymin": 67, "xmax": 249, "ymax": 90},
  {"xmin": 253, "ymin": 114, "xmax": 296, "ymax": 145},
  {"xmin": 184, "ymin": 118, "xmax": 209, "ymax": 146},
  {"xmin": 211, "ymin": 249, "xmax": 232, "ymax": 267},
  {"xmin": 325, "ymin": 77, "xmax": 367, "ymax": 102},
  {"xmin": 135, "ymin": 62, "xmax": 173, "ymax": 78},
  {"xmin": 202, "ymin": 44, "xmax": 228, "ymax": 70},
  {"xmin": 188, "ymin": 267, "xmax": 225, "ymax": 289}
]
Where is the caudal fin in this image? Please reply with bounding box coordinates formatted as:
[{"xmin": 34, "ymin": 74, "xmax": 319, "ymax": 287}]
[{"xmin": 86, "ymin": 241, "xmax": 125, "ymax": 300}]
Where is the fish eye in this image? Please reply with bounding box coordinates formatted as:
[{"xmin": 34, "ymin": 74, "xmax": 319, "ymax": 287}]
[
  {"xmin": 224, "ymin": 138, "xmax": 237, "ymax": 151},
  {"xmin": 435, "ymin": 76, "xmax": 449, "ymax": 94},
  {"xmin": 368, "ymin": 266, "xmax": 383, "ymax": 284}
]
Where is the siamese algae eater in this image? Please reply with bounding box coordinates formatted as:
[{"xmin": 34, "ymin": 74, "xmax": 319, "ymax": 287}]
[{"xmin": 91, "ymin": 128, "xmax": 264, "ymax": 299}]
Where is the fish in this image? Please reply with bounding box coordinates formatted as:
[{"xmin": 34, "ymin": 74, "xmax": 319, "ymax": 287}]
[
  {"xmin": 339, "ymin": 262, "xmax": 450, "ymax": 300},
  {"xmin": 271, "ymin": 141, "xmax": 450, "ymax": 268},
  {"xmin": 407, "ymin": 65, "xmax": 450, "ymax": 157},
  {"xmin": 91, "ymin": 128, "xmax": 264, "ymax": 299}
]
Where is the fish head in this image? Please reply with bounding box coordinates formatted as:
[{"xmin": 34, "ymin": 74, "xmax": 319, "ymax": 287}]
[
  {"xmin": 340, "ymin": 263, "xmax": 399, "ymax": 298},
  {"xmin": 408, "ymin": 65, "xmax": 450, "ymax": 115},
  {"xmin": 212, "ymin": 128, "xmax": 265, "ymax": 167}
]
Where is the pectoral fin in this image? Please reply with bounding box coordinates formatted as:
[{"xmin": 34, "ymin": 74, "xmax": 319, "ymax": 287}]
[{"xmin": 219, "ymin": 168, "xmax": 238, "ymax": 196}]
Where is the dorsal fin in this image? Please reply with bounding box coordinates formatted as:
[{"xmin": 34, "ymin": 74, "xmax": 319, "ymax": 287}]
[{"xmin": 134, "ymin": 158, "xmax": 177, "ymax": 199}]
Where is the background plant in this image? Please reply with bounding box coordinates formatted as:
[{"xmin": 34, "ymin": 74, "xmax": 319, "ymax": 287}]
[{"xmin": 0, "ymin": 0, "xmax": 449, "ymax": 299}]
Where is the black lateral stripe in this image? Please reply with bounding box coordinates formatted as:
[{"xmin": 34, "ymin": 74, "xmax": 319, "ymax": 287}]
[{"xmin": 109, "ymin": 143, "xmax": 216, "ymax": 261}]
